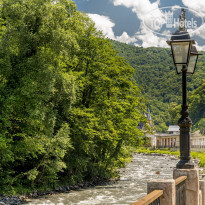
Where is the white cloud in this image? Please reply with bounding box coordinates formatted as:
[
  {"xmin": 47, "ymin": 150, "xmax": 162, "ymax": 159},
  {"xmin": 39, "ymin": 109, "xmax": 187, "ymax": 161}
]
[
  {"xmin": 180, "ymin": 0, "xmax": 205, "ymax": 50},
  {"xmin": 194, "ymin": 42, "xmax": 205, "ymax": 51},
  {"xmin": 111, "ymin": 0, "xmax": 170, "ymax": 48},
  {"xmin": 116, "ymin": 32, "xmax": 137, "ymax": 44},
  {"xmin": 136, "ymin": 25, "xmax": 168, "ymax": 48},
  {"xmin": 182, "ymin": 0, "xmax": 205, "ymax": 39},
  {"xmin": 86, "ymin": 0, "xmax": 205, "ymax": 49},
  {"xmin": 88, "ymin": 13, "xmax": 138, "ymax": 44},
  {"xmin": 112, "ymin": 0, "xmax": 165, "ymax": 33},
  {"xmin": 182, "ymin": 0, "xmax": 205, "ymax": 17},
  {"xmin": 112, "ymin": 0, "xmax": 161, "ymax": 21},
  {"xmin": 88, "ymin": 14, "xmax": 116, "ymax": 40},
  {"xmin": 188, "ymin": 23, "xmax": 205, "ymax": 39},
  {"xmin": 88, "ymin": 1, "xmax": 171, "ymax": 48}
]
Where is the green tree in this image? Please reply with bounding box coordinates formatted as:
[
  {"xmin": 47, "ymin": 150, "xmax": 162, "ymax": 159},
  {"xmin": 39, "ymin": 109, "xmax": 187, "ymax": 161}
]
[
  {"xmin": 197, "ymin": 119, "xmax": 205, "ymax": 135},
  {"xmin": 62, "ymin": 19, "xmax": 148, "ymax": 182},
  {"xmin": 0, "ymin": 0, "xmax": 147, "ymax": 194},
  {"xmin": 168, "ymin": 102, "xmax": 181, "ymax": 125},
  {"xmin": 189, "ymin": 80, "xmax": 205, "ymax": 134},
  {"xmin": 0, "ymin": 0, "xmax": 76, "ymax": 193}
]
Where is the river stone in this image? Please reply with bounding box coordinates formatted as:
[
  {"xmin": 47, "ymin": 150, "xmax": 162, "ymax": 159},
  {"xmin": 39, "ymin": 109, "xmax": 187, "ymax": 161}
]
[{"xmin": 79, "ymin": 183, "xmax": 84, "ymax": 188}]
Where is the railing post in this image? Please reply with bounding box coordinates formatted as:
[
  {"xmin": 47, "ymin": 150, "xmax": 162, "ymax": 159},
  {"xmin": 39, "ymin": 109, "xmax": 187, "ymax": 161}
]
[
  {"xmin": 175, "ymin": 176, "xmax": 187, "ymax": 205},
  {"xmin": 199, "ymin": 190, "xmax": 202, "ymax": 205},
  {"xmin": 173, "ymin": 168, "xmax": 200, "ymax": 205},
  {"xmin": 200, "ymin": 180, "xmax": 205, "ymax": 205},
  {"xmin": 147, "ymin": 179, "xmax": 175, "ymax": 205}
]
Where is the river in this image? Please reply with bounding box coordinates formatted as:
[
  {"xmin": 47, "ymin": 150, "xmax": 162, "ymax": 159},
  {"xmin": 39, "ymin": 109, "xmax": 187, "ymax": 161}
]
[{"xmin": 26, "ymin": 153, "xmax": 178, "ymax": 205}]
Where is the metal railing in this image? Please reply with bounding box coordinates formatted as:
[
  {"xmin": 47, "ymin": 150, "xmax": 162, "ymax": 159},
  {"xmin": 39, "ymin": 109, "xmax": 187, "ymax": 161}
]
[
  {"xmin": 132, "ymin": 190, "xmax": 163, "ymax": 205},
  {"xmin": 175, "ymin": 176, "xmax": 187, "ymax": 205}
]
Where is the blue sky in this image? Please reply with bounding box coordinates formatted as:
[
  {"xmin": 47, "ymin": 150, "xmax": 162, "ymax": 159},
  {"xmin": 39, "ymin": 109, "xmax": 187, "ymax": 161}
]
[{"xmin": 73, "ymin": 0, "xmax": 205, "ymax": 50}]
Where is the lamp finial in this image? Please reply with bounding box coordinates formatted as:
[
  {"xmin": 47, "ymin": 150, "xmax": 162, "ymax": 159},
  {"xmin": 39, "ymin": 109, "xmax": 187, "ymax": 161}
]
[{"xmin": 179, "ymin": 8, "xmax": 186, "ymax": 31}]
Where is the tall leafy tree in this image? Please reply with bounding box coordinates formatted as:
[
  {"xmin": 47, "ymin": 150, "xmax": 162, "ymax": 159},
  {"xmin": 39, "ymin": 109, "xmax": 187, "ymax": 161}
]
[
  {"xmin": 0, "ymin": 0, "xmax": 147, "ymax": 194},
  {"xmin": 0, "ymin": 0, "xmax": 76, "ymax": 192},
  {"xmin": 61, "ymin": 13, "xmax": 148, "ymax": 182}
]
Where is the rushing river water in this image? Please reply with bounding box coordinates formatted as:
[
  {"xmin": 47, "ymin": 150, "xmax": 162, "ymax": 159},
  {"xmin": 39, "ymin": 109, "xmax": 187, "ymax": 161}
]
[{"xmin": 26, "ymin": 154, "xmax": 178, "ymax": 205}]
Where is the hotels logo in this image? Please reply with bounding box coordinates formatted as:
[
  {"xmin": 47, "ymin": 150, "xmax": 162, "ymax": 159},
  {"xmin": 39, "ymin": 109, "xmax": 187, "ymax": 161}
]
[
  {"xmin": 143, "ymin": 6, "xmax": 204, "ymax": 37},
  {"xmin": 165, "ymin": 11, "xmax": 174, "ymax": 28}
]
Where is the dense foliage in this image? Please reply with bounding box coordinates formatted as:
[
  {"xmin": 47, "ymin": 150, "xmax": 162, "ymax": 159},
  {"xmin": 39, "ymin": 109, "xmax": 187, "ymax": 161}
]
[
  {"xmin": 189, "ymin": 80, "xmax": 205, "ymax": 134},
  {"xmin": 0, "ymin": 0, "xmax": 148, "ymax": 194},
  {"xmin": 112, "ymin": 41, "xmax": 205, "ymax": 133}
]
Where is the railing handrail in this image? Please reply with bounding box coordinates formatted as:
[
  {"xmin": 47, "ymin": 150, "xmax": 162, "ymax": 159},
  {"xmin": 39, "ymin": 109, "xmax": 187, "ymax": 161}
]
[
  {"xmin": 175, "ymin": 176, "xmax": 187, "ymax": 186},
  {"xmin": 132, "ymin": 190, "xmax": 163, "ymax": 205}
]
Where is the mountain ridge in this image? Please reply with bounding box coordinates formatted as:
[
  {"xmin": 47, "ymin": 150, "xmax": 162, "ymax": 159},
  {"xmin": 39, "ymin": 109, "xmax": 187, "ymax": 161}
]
[{"xmin": 112, "ymin": 40, "xmax": 205, "ymax": 132}]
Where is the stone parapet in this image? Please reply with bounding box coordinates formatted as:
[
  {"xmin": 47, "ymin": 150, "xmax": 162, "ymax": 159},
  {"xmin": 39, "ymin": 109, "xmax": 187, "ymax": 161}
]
[
  {"xmin": 147, "ymin": 179, "xmax": 175, "ymax": 205},
  {"xmin": 173, "ymin": 168, "xmax": 199, "ymax": 205},
  {"xmin": 200, "ymin": 180, "xmax": 205, "ymax": 205}
]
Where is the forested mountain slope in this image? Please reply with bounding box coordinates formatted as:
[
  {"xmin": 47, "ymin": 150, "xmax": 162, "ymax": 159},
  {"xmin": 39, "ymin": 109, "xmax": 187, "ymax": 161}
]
[{"xmin": 112, "ymin": 41, "xmax": 205, "ymax": 132}]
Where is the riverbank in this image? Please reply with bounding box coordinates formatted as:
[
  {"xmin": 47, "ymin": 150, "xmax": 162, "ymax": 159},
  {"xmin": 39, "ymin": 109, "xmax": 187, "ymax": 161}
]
[
  {"xmin": 26, "ymin": 154, "xmax": 178, "ymax": 205},
  {"xmin": 0, "ymin": 177, "xmax": 119, "ymax": 205},
  {"xmin": 135, "ymin": 148, "xmax": 179, "ymax": 157},
  {"xmin": 135, "ymin": 148, "xmax": 205, "ymax": 174},
  {"xmin": 136, "ymin": 148, "xmax": 178, "ymax": 158},
  {"xmin": 24, "ymin": 152, "xmax": 181, "ymax": 204},
  {"xmin": 1, "ymin": 151, "xmax": 176, "ymax": 204}
]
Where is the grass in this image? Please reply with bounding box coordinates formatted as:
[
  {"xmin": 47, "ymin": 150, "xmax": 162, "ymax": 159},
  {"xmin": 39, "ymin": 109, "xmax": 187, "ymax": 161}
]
[
  {"xmin": 135, "ymin": 147, "xmax": 205, "ymax": 167},
  {"xmin": 136, "ymin": 147, "xmax": 180, "ymax": 157}
]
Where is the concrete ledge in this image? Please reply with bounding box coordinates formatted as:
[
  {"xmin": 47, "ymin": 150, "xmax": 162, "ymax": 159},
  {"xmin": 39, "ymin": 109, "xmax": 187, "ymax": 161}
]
[
  {"xmin": 173, "ymin": 168, "xmax": 199, "ymax": 205},
  {"xmin": 200, "ymin": 180, "xmax": 205, "ymax": 205},
  {"xmin": 147, "ymin": 179, "xmax": 175, "ymax": 205}
]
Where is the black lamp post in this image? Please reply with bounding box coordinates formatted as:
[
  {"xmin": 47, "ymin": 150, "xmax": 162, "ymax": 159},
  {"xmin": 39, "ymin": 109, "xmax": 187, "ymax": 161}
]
[{"xmin": 167, "ymin": 9, "xmax": 202, "ymax": 169}]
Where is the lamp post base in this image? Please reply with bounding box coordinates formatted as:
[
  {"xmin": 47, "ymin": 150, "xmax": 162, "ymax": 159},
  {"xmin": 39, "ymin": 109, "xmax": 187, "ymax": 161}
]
[{"xmin": 176, "ymin": 159, "xmax": 195, "ymax": 169}]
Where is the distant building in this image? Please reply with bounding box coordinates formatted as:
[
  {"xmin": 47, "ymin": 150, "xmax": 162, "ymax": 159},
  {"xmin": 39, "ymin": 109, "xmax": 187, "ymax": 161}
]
[
  {"xmin": 154, "ymin": 126, "xmax": 205, "ymax": 149},
  {"xmin": 138, "ymin": 108, "xmax": 154, "ymax": 130},
  {"xmin": 155, "ymin": 125, "xmax": 180, "ymax": 148},
  {"xmin": 191, "ymin": 130, "xmax": 205, "ymax": 148},
  {"xmin": 168, "ymin": 125, "xmax": 180, "ymax": 134},
  {"xmin": 142, "ymin": 109, "xmax": 156, "ymax": 147}
]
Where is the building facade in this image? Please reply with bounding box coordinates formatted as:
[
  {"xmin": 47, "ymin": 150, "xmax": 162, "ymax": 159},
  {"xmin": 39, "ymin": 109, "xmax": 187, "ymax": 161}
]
[
  {"xmin": 153, "ymin": 126, "xmax": 205, "ymax": 149},
  {"xmin": 155, "ymin": 125, "xmax": 180, "ymax": 148},
  {"xmin": 191, "ymin": 130, "xmax": 205, "ymax": 148}
]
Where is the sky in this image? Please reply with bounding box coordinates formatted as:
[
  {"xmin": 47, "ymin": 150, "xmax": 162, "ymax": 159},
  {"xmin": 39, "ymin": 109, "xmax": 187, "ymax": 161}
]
[{"xmin": 73, "ymin": 0, "xmax": 205, "ymax": 50}]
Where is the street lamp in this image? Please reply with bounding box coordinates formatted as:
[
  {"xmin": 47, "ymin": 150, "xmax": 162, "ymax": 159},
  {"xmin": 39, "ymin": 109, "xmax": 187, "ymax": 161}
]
[
  {"xmin": 167, "ymin": 9, "xmax": 201, "ymax": 169},
  {"xmin": 187, "ymin": 46, "xmax": 202, "ymax": 74}
]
